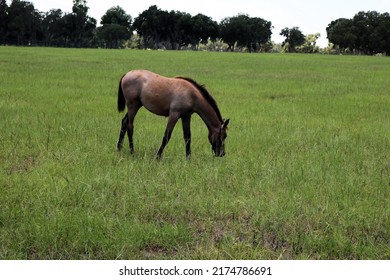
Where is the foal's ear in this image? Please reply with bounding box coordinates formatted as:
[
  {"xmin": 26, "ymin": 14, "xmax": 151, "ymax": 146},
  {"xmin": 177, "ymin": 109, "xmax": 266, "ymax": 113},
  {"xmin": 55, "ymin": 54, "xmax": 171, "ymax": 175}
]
[{"xmin": 223, "ymin": 119, "xmax": 230, "ymax": 129}]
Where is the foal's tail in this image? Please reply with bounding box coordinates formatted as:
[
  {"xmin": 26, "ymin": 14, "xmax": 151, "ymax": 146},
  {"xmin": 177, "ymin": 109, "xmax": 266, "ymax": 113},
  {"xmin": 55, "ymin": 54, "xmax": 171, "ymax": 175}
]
[{"xmin": 117, "ymin": 74, "xmax": 126, "ymax": 112}]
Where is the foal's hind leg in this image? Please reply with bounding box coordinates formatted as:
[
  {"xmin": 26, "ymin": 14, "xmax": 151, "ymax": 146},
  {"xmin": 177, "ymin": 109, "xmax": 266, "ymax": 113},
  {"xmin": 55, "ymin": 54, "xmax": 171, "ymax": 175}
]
[
  {"xmin": 126, "ymin": 104, "xmax": 141, "ymax": 154},
  {"xmin": 117, "ymin": 104, "xmax": 141, "ymax": 154},
  {"xmin": 116, "ymin": 114, "xmax": 128, "ymax": 151}
]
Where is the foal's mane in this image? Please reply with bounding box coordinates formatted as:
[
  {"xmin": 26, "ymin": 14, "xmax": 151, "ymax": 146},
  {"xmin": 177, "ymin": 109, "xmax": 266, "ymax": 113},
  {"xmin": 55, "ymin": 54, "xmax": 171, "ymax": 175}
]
[{"xmin": 175, "ymin": 76, "xmax": 223, "ymax": 123}]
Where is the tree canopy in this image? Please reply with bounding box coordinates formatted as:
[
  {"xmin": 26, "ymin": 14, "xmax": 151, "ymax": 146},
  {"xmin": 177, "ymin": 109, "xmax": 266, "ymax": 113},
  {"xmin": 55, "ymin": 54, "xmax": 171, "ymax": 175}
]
[
  {"xmin": 220, "ymin": 14, "xmax": 272, "ymax": 52},
  {"xmin": 97, "ymin": 6, "xmax": 132, "ymax": 48},
  {"xmin": 280, "ymin": 27, "xmax": 305, "ymax": 53},
  {"xmin": 327, "ymin": 11, "xmax": 390, "ymax": 55},
  {"xmin": 132, "ymin": 5, "xmax": 220, "ymax": 50}
]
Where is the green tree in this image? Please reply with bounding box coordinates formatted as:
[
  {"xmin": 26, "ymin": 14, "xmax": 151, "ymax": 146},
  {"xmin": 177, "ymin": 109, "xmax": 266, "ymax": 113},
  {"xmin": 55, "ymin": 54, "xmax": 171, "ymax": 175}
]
[
  {"xmin": 220, "ymin": 14, "xmax": 272, "ymax": 52},
  {"xmin": 190, "ymin": 14, "xmax": 219, "ymax": 49},
  {"xmin": 98, "ymin": 6, "xmax": 132, "ymax": 48},
  {"xmin": 247, "ymin": 17, "xmax": 273, "ymax": 52},
  {"xmin": 42, "ymin": 9, "xmax": 64, "ymax": 46},
  {"xmin": 132, "ymin": 5, "xmax": 164, "ymax": 49},
  {"xmin": 352, "ymin": 11, "xmax": 379, "ymax": 54},
  {"xmin": 132, "ymin": 6, "xmax": 194, "ymax": 50},
  {"xmin": 377, "ymin": 13, "xmax": 390, "ymax": 54},
  {"xmin": 327, "ymin": 11, "xmax": 390, "ymax": 55},
  {"xmin": 100, "ymin": 6, "xmax": 132, "ymax": 27},
  {"xmin": 280, "ymin": 27, "xmax": 305, "ymax": 52},
  {"xmin": 220, "ymin": 16, "xmax": 244, "ymax": 51},
  {"xmin": 326, "ymin": 18, "xmax": 356, "ymax": 50},
  {"xmin": 0, "ymin": 0, "xmax": 8, "ymax": 44},
  {"xmin": 62, "ymin": 0, "xmax": 96, "ymax": 48},
  {"xmin": 157, "ymin": 10, "xmax": 189, "ymax": 49},
  {"xmin": 352, "ymin": 11, "xmax": 390, "ymax": 55},
  {"xmin": 7, "ymin": 0, "xmax": 43, "ymax": 45}
]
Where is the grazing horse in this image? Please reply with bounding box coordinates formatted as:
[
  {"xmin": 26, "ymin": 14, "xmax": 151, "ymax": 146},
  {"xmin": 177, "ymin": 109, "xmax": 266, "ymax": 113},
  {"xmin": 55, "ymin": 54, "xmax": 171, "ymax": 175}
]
[{"xmin": 116, "ymin": 70, "xmax": 229, "ymax": 159}]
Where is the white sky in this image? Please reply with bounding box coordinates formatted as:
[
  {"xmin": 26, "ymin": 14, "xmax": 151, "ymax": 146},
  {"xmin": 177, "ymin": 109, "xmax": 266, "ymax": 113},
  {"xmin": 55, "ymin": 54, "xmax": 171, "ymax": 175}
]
[{"xmin": 9, "ymin": 0, "xmax": 390, "ymax": 47}]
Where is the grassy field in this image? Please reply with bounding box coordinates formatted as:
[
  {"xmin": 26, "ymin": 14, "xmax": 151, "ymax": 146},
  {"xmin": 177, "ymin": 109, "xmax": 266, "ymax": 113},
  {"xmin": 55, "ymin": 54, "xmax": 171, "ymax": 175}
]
[{"xmin": 0, "ymin": 46, "xmax": 389, "ymax": 259}]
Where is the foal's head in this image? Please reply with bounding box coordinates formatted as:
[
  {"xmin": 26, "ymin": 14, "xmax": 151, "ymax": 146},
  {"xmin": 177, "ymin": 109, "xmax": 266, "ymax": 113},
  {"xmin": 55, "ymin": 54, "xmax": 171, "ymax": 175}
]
[{"xmin": 209, "ymin": 119, "xmax": 230, "ymax": 157}]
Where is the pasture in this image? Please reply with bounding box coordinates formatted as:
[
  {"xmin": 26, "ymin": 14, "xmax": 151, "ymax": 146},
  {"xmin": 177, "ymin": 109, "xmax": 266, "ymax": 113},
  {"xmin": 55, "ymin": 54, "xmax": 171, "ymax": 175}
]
[{"xmin": 0, "ymin": 46, "xmax": 389, "ymax": 259}]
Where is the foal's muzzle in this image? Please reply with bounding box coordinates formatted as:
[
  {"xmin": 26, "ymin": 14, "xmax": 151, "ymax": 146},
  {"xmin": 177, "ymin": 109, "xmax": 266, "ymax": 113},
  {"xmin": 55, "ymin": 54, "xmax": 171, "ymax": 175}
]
[
  {"xmin": 217, "ymin": 151, "xmax": 226, "ymax": 157},
  {"xmin": 212, "ymin": 147, "xmax": 225, "ymax": 157}
]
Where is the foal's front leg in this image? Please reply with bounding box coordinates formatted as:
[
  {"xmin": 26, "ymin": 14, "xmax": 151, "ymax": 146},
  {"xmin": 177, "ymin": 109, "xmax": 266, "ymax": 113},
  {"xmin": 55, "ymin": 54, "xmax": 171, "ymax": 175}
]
[
  {"xmin": 182, "ymin": 115, "xmax": 191, "ymax": 159},
  {"xmin": 156, "ymin": 112, "xmax": 180, "ymax": 160}
]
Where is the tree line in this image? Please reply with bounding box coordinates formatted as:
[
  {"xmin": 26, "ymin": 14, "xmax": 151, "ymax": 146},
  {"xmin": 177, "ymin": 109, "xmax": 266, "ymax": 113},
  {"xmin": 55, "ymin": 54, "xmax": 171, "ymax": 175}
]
[
  {"xmin": 0, "ymin": 0, "xmax": 272, "ymax": 51},
  {"xmin": 1, "ymin": 0, "xmax": 389, "ymax": 55},
  {"xmin": 327, "ymin": 11, "xmax": 390, "ymax": 55}
]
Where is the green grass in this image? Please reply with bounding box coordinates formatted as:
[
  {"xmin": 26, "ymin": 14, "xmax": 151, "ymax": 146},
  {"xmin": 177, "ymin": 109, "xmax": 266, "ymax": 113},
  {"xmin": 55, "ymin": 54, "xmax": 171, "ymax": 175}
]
[{"xmin": 0, "ymin": 46, "xmax": 389, "ymax": 259}]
